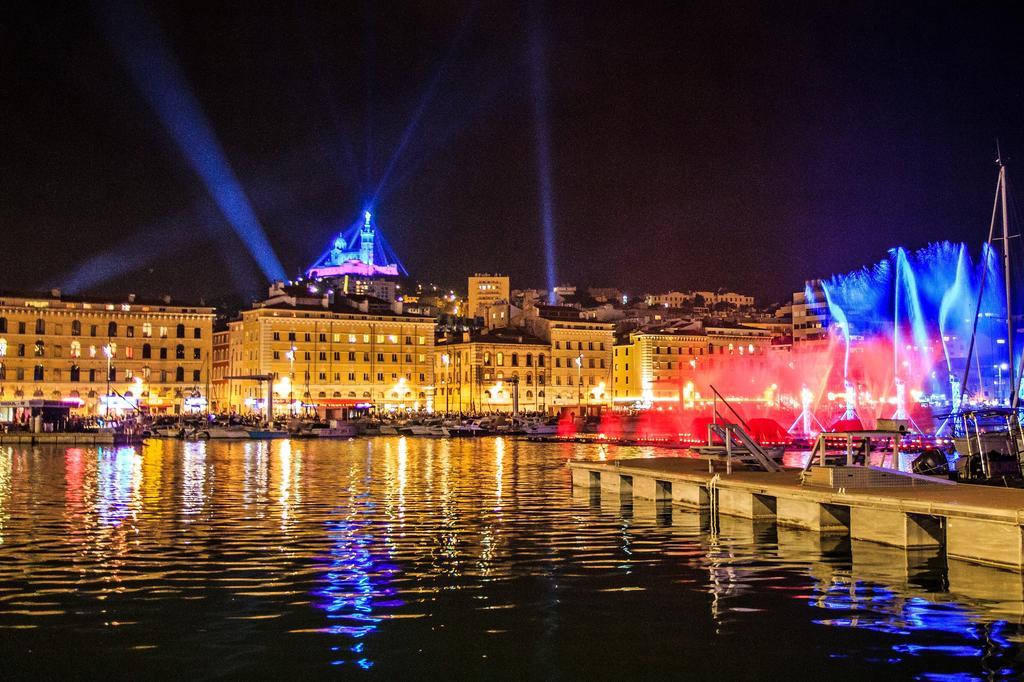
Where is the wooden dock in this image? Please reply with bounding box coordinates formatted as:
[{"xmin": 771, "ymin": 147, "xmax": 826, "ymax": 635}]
[{"xmin": 569, "ymin": 457, "xmax": 1024, "ymax": 571}]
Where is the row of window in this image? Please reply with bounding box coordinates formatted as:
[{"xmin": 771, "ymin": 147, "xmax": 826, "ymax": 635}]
[
  {"xmin": 270, "ymin": 331, "xmax": 427, "ymax": 345},
  {"xmin": 0, "ymin": 339, "xmax": 200, "ymax": 360},
  {"xmin": 271, "ymin": 350, "xmax": 428, "ymax": 364},
  {"xmin": 477, "ymin": 372, "xmax": 544, "ymax": 384},
  {"xmin": 442, "ymin": 387, "xmax": 546, "ymax": 399},
  {"xmin": 0, "ymin": 318, "xmax": 202, "ymax": 339},
  {"xmin": 441, "ymin": 352, "xmax": 549, "ymax": 367},
  {"xmin": 274, "ymin": 370, "xmax": 427, "ymax": 385},
  {"xmin": 553, "ymin": 340, "xmax": 606, "ymax": 351},
  {"xmin": 480, "ymin": 351, "xmax": 546, "ymax": 367},
  {"xmin": 0, "ymin": 363, "xmax": 198, "ymax": 383},
  {"xmin": 445, "ymin": 371, "xmax": 548, "ymax": 385},
  {"xmin": 553, "ymin": 357, "xmax": 605, "ymax": 369},
  {"xmin": 232, "ymin": 387, "xmax": 428, "ymax": 400},
  {"xmin": 651, "ymin": 346, "xmax": 705, "ymax": 355}
]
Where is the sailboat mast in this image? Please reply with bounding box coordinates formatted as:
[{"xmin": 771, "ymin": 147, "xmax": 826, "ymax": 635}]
[{"xmin": 1000, "ymin": 160, "xmax": 1014, "ymax": 403}]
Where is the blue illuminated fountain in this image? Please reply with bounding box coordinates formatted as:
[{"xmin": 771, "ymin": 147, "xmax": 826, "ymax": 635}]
[{"xmin": 814, "ymin": 240, "xmax": 1012, "ymax": 431}]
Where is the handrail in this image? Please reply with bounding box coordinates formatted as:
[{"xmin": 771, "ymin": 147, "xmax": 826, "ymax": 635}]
[{"xmin": 708, "ymin": 385, "xmax": 751, "ymax": 432}]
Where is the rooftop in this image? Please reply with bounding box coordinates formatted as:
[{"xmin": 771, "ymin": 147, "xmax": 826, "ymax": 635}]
[
  {"xmin": 437, "ymin": 326, "xmax": 548, "ymax": 346},
  {"xmin": 0, "ymin": 289, "xmax": 214, "ymax": 311}
]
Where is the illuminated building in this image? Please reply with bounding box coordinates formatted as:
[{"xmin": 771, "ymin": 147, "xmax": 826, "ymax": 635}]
[
  {"xmin": 434, "ymin": 327, "xmax": 549, "ymax": 413},
  {"xmin": 467, "ymin": 274, "xmax": 510, "ymax": 319},
  {"xmin": 552, "ymin": 285, "xmax": 576, "ymax": 299},
  {"xmin": 307, "ymin": 211, "xmax": 400, "ymax": 279},
  {"xmin": 612, "ymin": 320, "xmax": 773, "ymax": 405},
  {"xmin": 305, "ymin": 211, "xmax": 404, "ymax": 302},
  {"xmin": 525, "ymin": 305, "xmax": 613, "ymax": 413},
  {"xmin": 586, "ymin": 287, "xmax": 623, "ymax": 303},
  {"xmin": 0, "ymin": 289, "xmax": 214, "ymax": 414},
  {"xmin": 224, "ymin": 282, "xmax": 435, "ymax": 415},
  {"xmin": 613, "ymin": 323, "xmax": 708, "ymax": 405},
  {"xmin": 480, "ymin": 301, "xmax": 523, "ymax": 330},
  {"xmin": 792, "ymin": 281, "xmax": 830, "ymax": 346},
  {"xmin": 646, "ymin": 289, "xmax": 754, "ymax": 309},
  {"xmin": 209, "ymin": 328, "xmax": 232, "ymax": 412}
]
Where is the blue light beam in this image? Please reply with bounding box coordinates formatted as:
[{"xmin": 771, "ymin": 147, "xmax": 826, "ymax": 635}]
[
  {"xmin": 369, "ymin": 3, "xmax": 478, "ymax": 207},
  {"xmin": 95, "ymin": 1, "xmax": 286, "ymax": 282},
  {"xmin": 528, "ymin": 3, "xmax": 559, "ymax": 303}
]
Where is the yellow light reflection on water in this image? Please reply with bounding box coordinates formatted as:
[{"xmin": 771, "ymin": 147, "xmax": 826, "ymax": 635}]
[
  {"xmin": 494, "ymin": 437, "xmax": 504, "ymax": 503},
  {"xmin": 0, "ymin": 447, "xmax": 11, "ymax": 545},
  {"xmin": 276, "ymin": 440, "xmax": 301, "ymax": 525},
  {"xmin": 182, "ymin": 440, "xmax": 207, "ymax": 518}
]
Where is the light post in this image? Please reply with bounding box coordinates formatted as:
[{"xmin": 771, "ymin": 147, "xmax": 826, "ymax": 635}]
[
  {"xmin": 102, "ymin": 343, "xmax": 114, "ymax": 415},
  {"xmin": 575, "ymin": 352, "xmax": 583, "ymax": 420},
  {"xmin": 442, "ymin": 353, "xmax": 450, "ymax": 414},
  {"xmin": 286, "ymin": 345, "xmax": 296, "ymax": 416}
]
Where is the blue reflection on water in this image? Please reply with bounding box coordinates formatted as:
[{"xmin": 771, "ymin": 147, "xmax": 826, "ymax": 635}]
[
  {"xmin": 312, "ymin": 512, "xmax": 405, "ymax": 667},
  {"xmin": 96, "ymin": 446, "xmax": 138, "ymax": 526},
  {"xmin": 810, "ymin": 579, "xmax": 1018, "ymax": 679}
]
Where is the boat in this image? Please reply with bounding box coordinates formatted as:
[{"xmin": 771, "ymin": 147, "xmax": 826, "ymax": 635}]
[
  {"xmin": 247, "ymin": 429, "xmax": 289, "ymax": 439},
  {"xmin": 445, "ymin": 420, "xmax": 493, "ymax": 437},
  {"xmin": 312, "ymin": 424, "xmax": 357, "ymax": 438},
  {"xmin": 948, "ymin": 156, "xmax": 1024, "ymax": 484},
  {"xmin": 153, "ymin": 425, "xmax": 186, "ymax": 438},
  {"xmin": 303, "ymin": 421, "xmax": 358, "ymax": 438},
  {"xmin": 195, "ymin": 425, "xmax": 251, "ymax": 439},
  {"xmin": 524, "ymin": 418, "xmax": 560, "ymax": 436}
]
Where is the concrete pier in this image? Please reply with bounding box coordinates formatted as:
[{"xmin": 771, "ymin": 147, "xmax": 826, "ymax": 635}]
[
  {"xmin": 0, "ymin": 432, "xmax": 117, "ymax": 445},
  {"xmin": 946, "ymin": 517, "xmax": 1023, "ymax": 568},
  {"xmin": 777, "ymin": 498, "xmax": 850, "ymax": 532},
  {"xmin": 570, "ymin": 456, "xmax": 1024, "ymax": 572}
]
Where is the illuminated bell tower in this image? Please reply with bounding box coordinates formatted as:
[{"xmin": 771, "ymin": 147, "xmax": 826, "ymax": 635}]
[{"xmin": 359, "ymin": 210, "xmax": 375, "ymax": 267}]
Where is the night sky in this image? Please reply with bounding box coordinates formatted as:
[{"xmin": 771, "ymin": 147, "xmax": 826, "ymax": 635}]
[{"xmin": 3, "ymin": 1, "xmax": 1023, "ymax": 306}]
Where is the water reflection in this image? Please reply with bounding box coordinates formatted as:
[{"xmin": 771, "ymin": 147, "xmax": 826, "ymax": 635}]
[
  {"xmin": 0, "ymin": 447, "xmax": 11, "ymax": 545},
  {"xmin": 313, "ymin": 511, "xmax": 405, "ymax": 669},
  {"xmin": 810, "ymin": 579, "xmax": 1020, "ymax": 677},
  {"xmin": 276, "ymin": 439, "xmax": 301, "ymax": 525},
  {"xmin": 96, "ymin": 447, "xmax": 141, "ymax": 527},
  {"xmin": 243, "ymin": 440, "xmax": 269, "ymax": 508},
  {"xmin": 182, "ymin": 440, "xmax": 206, "ymax": 517},
  {"xmin": 0, "ymin": 438, "xmax": 1021, "ymax": 679}
]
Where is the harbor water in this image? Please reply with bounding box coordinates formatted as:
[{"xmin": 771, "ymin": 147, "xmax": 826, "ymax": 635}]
[{"xmin": 1, "ymin": 438, "xmax": 1022, "ymax": 679}]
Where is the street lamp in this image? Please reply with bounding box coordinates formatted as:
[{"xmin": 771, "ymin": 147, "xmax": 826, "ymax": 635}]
[
  {"xmin": 510, "ymin": 374, "xmax": 520, "ymax": 416},
  {"xmin": 102, "ymin": 343, "xmax": 114, "ymax": 413},
  {"xmin": 442, "ymin": 353, "xmax": 450, "ymax": 414},
  {"xmin": 575, "ymin": 352, "xmax": 583, "ymax": 419},
  {"xmin": 286, "ymin": 345, "xmax": 296, "ymax": 415}
]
